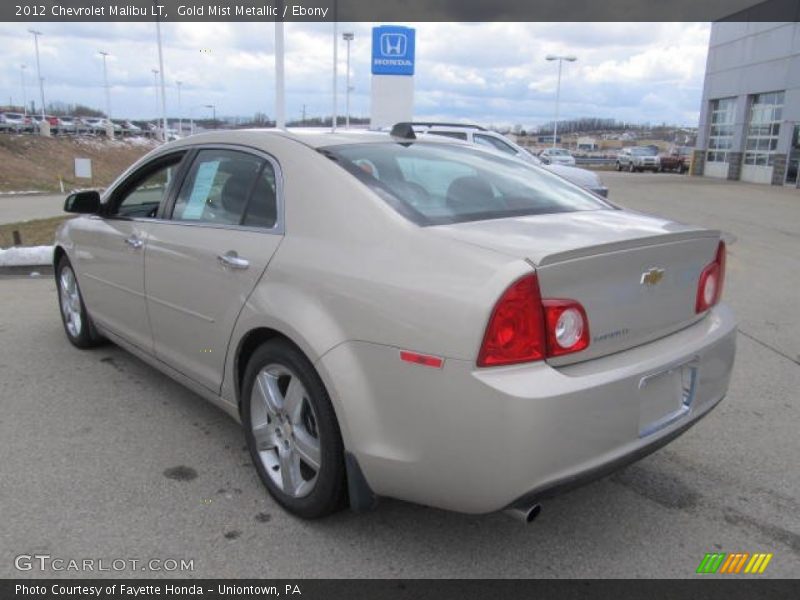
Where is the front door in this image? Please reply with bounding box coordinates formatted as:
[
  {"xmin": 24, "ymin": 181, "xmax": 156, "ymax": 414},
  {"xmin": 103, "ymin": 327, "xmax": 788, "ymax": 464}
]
[
  {"xmin": 144, "ymin": 147, "xmax": 283, "ymax": 393},
  {"xmin": 73, "ymin": 154, "xmax": 186, "ymax": 351}
]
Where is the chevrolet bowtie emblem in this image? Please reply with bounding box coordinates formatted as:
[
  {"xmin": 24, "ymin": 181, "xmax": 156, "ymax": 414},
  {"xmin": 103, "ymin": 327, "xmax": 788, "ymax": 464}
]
[{"xmin": 640, "ymin": 268, "xmax": 665, "ymax": 286}]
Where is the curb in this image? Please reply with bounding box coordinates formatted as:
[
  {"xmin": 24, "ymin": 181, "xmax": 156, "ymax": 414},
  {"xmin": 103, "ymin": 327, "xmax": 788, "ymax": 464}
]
[
  {"xmin": 0, "ymin": 264, "xmax": 53, "ymax": 277},
  {"xmin": 0, "ymin": 191, "xmax": 54, "ymax": 197}
]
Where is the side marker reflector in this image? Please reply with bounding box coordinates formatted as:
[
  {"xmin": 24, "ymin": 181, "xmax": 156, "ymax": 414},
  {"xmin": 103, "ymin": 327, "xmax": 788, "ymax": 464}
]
[{"xmin": 400, "ymin": 350, "xmax": 444, "ymax": 369}]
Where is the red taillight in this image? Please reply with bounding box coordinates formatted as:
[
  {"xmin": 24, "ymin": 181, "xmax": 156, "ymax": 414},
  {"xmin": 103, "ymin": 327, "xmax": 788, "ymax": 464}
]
[
  {"xmin": 542, "ymin": 299, "xmax": 590, "ymax": 357},
  {"xmin": 477, "ymin": 274, "xmax": 546, "ymax": 367},
  {"xmin": 477, "ymin": 274, "xmax": 590, "ymax": 367},
  {"xmin": 696, "ymin": 241, "xmax": 726, "ymax": 313}
]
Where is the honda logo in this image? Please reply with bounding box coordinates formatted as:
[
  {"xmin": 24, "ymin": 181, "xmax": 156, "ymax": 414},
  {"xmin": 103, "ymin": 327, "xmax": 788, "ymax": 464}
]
[
  {"xmin": 380, "ymin": 33, "xmax": 407, "ymax": 57},
  {"xmin": 372, "ymin": 26, "xmax": 415, "ymax": 75}
]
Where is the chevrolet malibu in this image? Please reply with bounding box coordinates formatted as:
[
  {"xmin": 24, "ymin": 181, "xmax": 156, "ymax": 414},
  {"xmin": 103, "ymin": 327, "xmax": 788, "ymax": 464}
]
[{"xmin": 54, "ymin": 129, "xmax": 736, "ymax": 521}]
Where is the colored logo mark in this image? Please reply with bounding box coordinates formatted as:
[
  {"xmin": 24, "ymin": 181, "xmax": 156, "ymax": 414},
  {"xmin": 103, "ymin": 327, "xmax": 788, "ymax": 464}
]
[{"xmin": 696, "ymin": 552, "xmax": 773, "ymax": 574}]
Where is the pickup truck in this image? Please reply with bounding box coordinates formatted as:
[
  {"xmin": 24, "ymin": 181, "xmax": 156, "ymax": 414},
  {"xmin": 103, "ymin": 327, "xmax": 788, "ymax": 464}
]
[{"xmin": 659, "ymin": 147, "xmax": 693, "ymax": 173}]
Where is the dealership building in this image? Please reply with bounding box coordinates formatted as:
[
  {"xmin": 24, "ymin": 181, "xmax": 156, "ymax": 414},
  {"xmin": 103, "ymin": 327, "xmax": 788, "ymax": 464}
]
[{"xmin": 693, "ymin": 21, "xmax": 800, "ymax": 186}]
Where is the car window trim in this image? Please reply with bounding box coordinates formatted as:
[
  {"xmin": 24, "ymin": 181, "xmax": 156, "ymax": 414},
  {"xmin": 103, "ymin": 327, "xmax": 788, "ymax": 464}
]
[
  {"xmin": 160, "ymin": 143, "xmax": 285, "ymax": 235},
  {"xmin": 103, "ymin": 150, "xmax": 190, "ymax": 221}
]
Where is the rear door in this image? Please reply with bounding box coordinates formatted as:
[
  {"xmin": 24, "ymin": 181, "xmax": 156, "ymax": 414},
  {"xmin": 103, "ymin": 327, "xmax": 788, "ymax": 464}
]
[
  {"xmin": 144, "ymin": 146, "xmax": 284, "ymax": 393},
  {"xmin": 72, "ymin": 152, "xmax": 187, "ymax": 352}
]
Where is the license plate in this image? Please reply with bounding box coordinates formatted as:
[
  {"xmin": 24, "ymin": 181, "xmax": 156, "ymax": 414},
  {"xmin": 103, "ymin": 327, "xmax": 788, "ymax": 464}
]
[{"xmin": 638, "ymin": 360, "xmax": 697, "ymax": 437}]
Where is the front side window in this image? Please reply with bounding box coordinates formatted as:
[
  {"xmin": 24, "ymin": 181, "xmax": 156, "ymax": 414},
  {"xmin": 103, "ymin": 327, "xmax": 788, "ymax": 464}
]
[
  {"xmin": 744, "ymin": 91, "xmax": 784, "ymax": 167},
  {"xmin": 322, "ymin": 142, "xmax": 610, "ymax": 226},
  {"xmin": 112, "ymin": 154, "xmax": 184, "ymax": 218},
  {"xmin": 171, "ymin": 149, "xmax": 278, "ymax": 228}
]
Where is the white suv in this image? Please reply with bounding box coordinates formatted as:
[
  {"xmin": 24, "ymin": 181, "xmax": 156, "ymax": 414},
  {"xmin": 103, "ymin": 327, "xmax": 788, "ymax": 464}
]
[
  {"xmin": 616, "ymin": 147, "xmax": 661, "ymax": 172},
  {"xmin": 410, "ymin": 123, "xmax": 608, "ymax": 197}
]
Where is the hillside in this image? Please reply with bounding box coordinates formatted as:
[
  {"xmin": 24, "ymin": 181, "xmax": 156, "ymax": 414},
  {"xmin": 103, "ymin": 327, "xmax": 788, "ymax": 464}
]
[{"xmin": 0, "ymin": 135, "xmax": 159, "ymax": 193}]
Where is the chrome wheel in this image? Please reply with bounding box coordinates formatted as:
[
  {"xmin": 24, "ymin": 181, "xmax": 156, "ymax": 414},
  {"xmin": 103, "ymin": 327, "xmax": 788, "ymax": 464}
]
[
  {"xmin": 59, "ymin": 266, "xmax": 83, "ymax": 338},
  {"xmin": 250, "ymin": 364, "xmax": 321, "ymax": 498}
]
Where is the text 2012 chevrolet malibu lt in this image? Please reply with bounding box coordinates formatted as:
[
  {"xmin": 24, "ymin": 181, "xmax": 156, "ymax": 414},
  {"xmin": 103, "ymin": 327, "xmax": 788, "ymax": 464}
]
[{"xmin": 54, "ymin": 129, "xmax": 736, "ymax": 521}]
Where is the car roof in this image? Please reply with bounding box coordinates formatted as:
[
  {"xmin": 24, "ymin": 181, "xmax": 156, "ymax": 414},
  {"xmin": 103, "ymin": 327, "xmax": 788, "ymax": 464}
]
[{"xmin": 167, "ymin": 128, "xmax": 472, "ymax": 150}]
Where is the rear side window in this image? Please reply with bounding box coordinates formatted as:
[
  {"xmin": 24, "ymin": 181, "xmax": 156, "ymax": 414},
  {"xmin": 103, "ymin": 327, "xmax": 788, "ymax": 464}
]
[
  {"xmin": 474, "ymin": 134, "xmax": 518, "ymax": 156},
  {"xmin": 172, "ymin": 149, "xmax": 278, "ymax": 228},
  {"xmin": 426, "ymin": 131, "xmax": 468, "ymax": 141},
  {"xmin": 322, "ymin": 142, "xmax": 610, "ymax": 226}
]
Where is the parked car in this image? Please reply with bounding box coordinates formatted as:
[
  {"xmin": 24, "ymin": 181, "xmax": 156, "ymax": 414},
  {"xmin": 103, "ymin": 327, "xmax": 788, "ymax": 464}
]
[
  {"xmin": 411, "ymin": 123, "xmax": 608, "ymax": 197},
  {"xmin": 539, "ymin": 148, "xmax": 575, "ymax": 167},
  {"xmin": 539, "ymin": 147, "xmax": 577, "ymax": 166},
  {"xmin": 659, "ymin": 146, "xmax": 693, "ymax": 174},
  {"xmin": 30, "ymin": 114, "xmax": 61, "ymax": 132},
  {"xmin": 113, "ymin": 119, "xmax": 143, "ymax": 135},
  {"xmin": 0, "ymin": 112, "xmax": 33, "ymax": 132},
  {"xmin": 54, "ymin": 129, "xmax": 735, "ymax": 521},
  {"xmin": 82, "ymin": 117, "xmax": 120, "ymax": 135},
  {"xmin": 57, "ymin": 116, "xmax": 79, "ymax": 135},
  {"xmin": 616, "ymin": 146, "xmax": 661, "ymax": 172}
]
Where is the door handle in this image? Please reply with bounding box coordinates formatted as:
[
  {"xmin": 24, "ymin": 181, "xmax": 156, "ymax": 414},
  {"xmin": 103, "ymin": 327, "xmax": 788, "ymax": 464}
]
[
  {"xmin": 124, "ymin": 236, "xmax": 144, "ymax": 249},
  {"xmin": 217, "ymin": 251, "xmax": 249, "ymax": 270}
]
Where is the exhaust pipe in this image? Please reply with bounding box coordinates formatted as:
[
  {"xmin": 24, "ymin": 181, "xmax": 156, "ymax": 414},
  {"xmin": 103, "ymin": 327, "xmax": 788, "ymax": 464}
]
[{"xmin": 505, "ymin": 503, "xmax": 541, "ymax": 524}]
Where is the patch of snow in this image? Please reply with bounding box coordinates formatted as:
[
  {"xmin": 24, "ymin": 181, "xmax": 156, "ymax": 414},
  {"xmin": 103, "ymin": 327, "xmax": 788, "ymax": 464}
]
[
  {"xmin": 126, "ymin": 136, "xmax": 158, "ymax": 147},
  {"xmin": 0, "ymin": 245, "xmax": 53, "ymax": 266}
]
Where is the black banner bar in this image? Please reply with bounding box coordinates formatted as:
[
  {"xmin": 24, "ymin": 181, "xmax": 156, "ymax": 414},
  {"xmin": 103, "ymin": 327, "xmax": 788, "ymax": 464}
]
[
  {"xmin": 3, "ymin": 0, "xmax": 800, "ymax": 22},
  {"xmin": 2, "ymin": 579, "xmax": 800, "ymax": 600}
]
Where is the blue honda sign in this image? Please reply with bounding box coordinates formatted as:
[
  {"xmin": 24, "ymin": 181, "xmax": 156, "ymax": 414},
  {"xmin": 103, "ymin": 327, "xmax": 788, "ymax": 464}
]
[{"xmin": 371, "ymin": 26, "xmax": 415, "ymax": 76}]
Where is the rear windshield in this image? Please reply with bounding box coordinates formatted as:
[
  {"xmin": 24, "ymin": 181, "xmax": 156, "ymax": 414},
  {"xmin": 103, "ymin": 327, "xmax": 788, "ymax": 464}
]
[{"xmin": 322, "ymin": 142, "xmax": 611, "ymax": 226}]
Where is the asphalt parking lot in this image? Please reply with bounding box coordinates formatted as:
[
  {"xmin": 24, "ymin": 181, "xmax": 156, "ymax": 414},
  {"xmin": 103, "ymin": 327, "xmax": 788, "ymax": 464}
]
[
  {"xmin": 0, "ymin": 193, "xmax": 66, "ymax": 225},
  {"xmin": 1, "ymin": 172, "xmax": 798, "ymax": 578}
]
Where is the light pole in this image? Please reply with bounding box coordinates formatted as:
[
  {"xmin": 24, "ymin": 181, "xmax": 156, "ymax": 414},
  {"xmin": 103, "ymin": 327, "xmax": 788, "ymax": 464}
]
[
  {"xmin": 151, "ymin": 69, "xmax": 160, "ymax": 119},
  {"xmin": 20, "ymin": 65, "xmax": 27, "ymax": 115},
  {"xmin": 188, "ymin": 104, "xmax": 203, "ymax": 135},
  {"xmin": 176, "ymin": 80, "xmax": 182, "ymax": 135},
  {"xmin": 342, "ymin": 32, "xmax": 354, "ymax": 129},
  {"xmin": 98, "ymin": 51, "xmax": 111, "ymax": 119},
  {"xmin": 28, "ymin": 29, "xmax": 45, "ymax": 119},
  {"xmin": 545, "ymin": 54, "xmax": 577, "ymax": 148},
  {"xmin": 275, "ymin": 18, "xmax": 285, "ymax": 129},
  {"xmin": 332, "ymin": 17, "xmax": 338, "ymax": 132},
  {"xmin": 205, "ymin": 104, "xmax": 216, "ymax": 129},
  {"xmin": 154, "ymin": 16, "xmax": 168, "ymax": 137}
]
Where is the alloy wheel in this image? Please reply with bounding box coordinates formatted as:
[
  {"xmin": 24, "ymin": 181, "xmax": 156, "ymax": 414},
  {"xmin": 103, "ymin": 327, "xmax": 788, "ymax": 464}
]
[
  {"xmin": 249, "ymin": 364, "xmax": 322, "ymax": 498},
  {"xmin": 59, "ymin": 266, "xmax": 83, "ymax": 338}
]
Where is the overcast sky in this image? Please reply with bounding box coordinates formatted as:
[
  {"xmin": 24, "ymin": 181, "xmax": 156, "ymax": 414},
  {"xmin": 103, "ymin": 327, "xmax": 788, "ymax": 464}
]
[{"xmin": 0, "ymin": 22, "xmax": 711, "ymax": 127}]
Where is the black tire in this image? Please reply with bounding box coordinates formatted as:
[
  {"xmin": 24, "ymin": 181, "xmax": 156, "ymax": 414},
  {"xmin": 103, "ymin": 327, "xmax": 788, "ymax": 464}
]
[
  {"xmin": 241, "ymin": 339, "xmax": 347, "ymax": 519},
  {"xmin": 56, "ymin": 255, "xmax": 104, "ymax": 348},
  {"xmin": 616, "ymin": 161, "xmax": 622, "ymax": 171}
]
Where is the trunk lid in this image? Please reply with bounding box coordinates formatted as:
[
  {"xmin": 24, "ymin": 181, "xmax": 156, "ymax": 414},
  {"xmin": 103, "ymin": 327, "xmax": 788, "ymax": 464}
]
[{"xmin": 432, "ymin": 209, "xmax": 721, "ymax": 364}]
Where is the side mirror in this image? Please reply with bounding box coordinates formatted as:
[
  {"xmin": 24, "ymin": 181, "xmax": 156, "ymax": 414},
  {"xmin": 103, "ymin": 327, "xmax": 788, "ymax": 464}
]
[{"xmin": 64, "ymin": 190, "xmax": 101, "ymax": 214}]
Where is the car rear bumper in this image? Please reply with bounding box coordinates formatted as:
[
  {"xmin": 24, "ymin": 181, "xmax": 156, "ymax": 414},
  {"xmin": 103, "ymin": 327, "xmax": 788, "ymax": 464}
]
[{"xmin": 317, "ymin": 303, "xmax": 736, "ymax": 514}]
